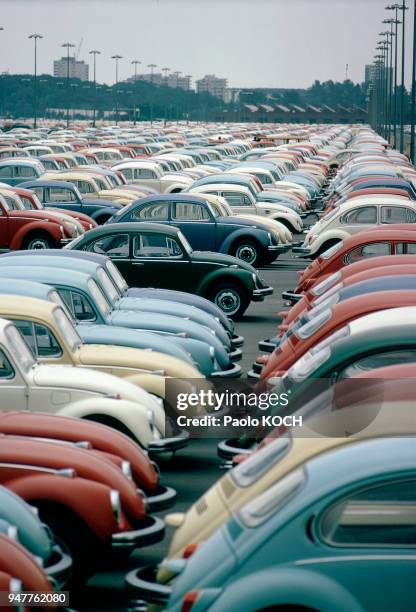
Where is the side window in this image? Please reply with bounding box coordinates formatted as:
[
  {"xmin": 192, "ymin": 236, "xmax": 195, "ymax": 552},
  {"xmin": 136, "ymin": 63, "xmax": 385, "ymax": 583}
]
[
  {"xmin": 48, "ymin": 188, "xmax": 76, "ymax": 203},
  {"xmin": 0, "ymin": 167, "xmax": 12, "ymax": 178},
  {"xmin": 59, "ymin": 289, "xmax": 96, "ymax": 322},
  {"xmin": 133, "ymin": 234, "xmax": 183, "ymax": 258},
  {"xmin": 75, "ymin": 180, "xmax": 94, "ymax": 194},
  {"xmin": 121, "ymin": 168, "xmax": 133, "ymax": 181},
  {"xmin": 87, "ymin": 233, "xmax": 130, "ymax": 258},
  {"xmin": 16, "ymin": 166, "xmax": 35, "ymax": 178},
  {"xmin": 3, "ymin": 196, "xmax": 18, "ymax": 211},
  {"xmin": 134, "ymin": 168, "xmax": 157, "ymax": 180},
  {"xmin": 339, "ymin": 349, "xmax": 416, "ymax": 379},
  {"xmin": 397, "ymin": 242, "xmax": 416, "ymax": 255},
  {"xmin": 173, "ymin": 203, "xmax": 210, "ymax": 221},
  {"xmin": 132, "ymin": 203, "xmax": 169, "ymax": 220},
  {"xmin": 222, "ymin": 192, "xmax": 245, "ymax": 206},
  {"xmin": 31, "ymin": 187, "xmax": 45, "ymax": 201},
  {"xmin": 0, "ymin": 349, "xmax": 14, "ymax": 379},
  {"xmin": 381, "ymin": 206, "xmax": 409, "ymax": 224},
  {"xmin": 341, "ymin": 207, "xmax": 377, "ymax": 224},
  {"xmin": 407, "ymin": 209, "xmax": 416, "ymax": 223},
  {"xmin": 345, "ymin": 242, "xmax": 391, "ymax": 264},
  {"xmin": 319, "ymin": 479, "xmax": 416, "ymax": 547},
  {"xmin": 12, "ymin": 319, "xmax": 62, "ymax": 358}
]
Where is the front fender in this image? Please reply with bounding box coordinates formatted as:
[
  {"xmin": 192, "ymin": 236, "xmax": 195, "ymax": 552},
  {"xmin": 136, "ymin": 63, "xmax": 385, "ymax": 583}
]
[
  {"xmin": 90, "ymin": 205, "xmax": 121, "ymax": 221},
  {"xmin": 10, "ymin": 221, "xmax": 62, "ymax": 250},
  {"xmin": 7, "ymin": 474, "xmax": 120, "ymax": 541},
  {"xmin": 220, "ymin": 227, "xmax": 269, "ymax": 255},
  {"xmin": 196, "ymin": 269, "xmax": 255, "ymax": 299},
  {"xmin": 209, "ymin": 567, "xmax": 364, "ymax": 612},
  {"xmin": 56, "ymin": 397, "xmax": 155, "ymax": 448},
  {"xmin": 311, "ymin": 229, "xmax": 348, "ymax": 252}
]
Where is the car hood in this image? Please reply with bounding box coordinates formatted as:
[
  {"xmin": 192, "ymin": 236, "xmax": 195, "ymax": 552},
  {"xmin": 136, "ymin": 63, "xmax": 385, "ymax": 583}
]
[
  {"xmin": 191, "ymin": 249, "xmax": 256, "ymax": 274},
  {"xmin": 31, "ymin": 363, "xmax": 162, "ymax": 413},
  {"xmin": 217, "ymin": 216, "xmax": 267, "ymax": 231},
  {"xmin": 77, "ymin": 323, "xmax": 195, "ymax": 365},
  {"xmin": 98, "ymin": 189, "xmax": 136, "ymax": 201},
  {"xmin": 10, "ymin": 210, "xmax": 63, "ymax": 224},
  {"xmin": 77, "ymin": 343, "xmax": 203, "ymax": 379},
  {"xmin": 108, "ymin": 309, "xmax": 228, "ymax": 364},
  {"xmin": 115, "ymin": 297, "xmax": 230, "ymax": 346},
  {"xmin": 161, "ymin": 175, "xmax": 191, "ymax": 185}
]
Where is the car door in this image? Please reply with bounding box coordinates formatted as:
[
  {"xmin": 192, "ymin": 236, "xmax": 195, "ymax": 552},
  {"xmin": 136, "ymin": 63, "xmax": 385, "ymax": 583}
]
[
  {"xmin": 171, "ymin": 201, "xmax": 217, "ymax": 251},
  {"xmin": 314, "ymin": 476, "xmax": 416, "ymax": 611},
  {"xmin": 221, "ymin": 190, "xmax": 257, "ymax": 216},
  {"xmin": 0, "ymin": 346, "xmax": 27, "ymax": 410},
  {"xmin": 130, "ymin": 231, "xmax": 191, "ymax": 290},
  {"xmin": 339, "ymin": 206, "xmax": 377, "ymax": 235},
  {"xmin": 128, "ymin": 201, "xmax": 170, "ymax": 224},
  {"xmin": 132, "ymin": 168, "xmax": 162, "ymax": 191},
  {"xmin": 0, "ymin": 202, "xmax": 9, "ymax": 250},
  {"xmin": 44, "ymin": 186, "xmax": 82, "ymax": 214}
]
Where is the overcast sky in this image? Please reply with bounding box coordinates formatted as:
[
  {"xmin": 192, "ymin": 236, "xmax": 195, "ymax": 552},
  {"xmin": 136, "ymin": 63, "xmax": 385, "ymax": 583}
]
[{"xmin": 1, "ymin": 0, "xmax": 414, "ymax": 89}]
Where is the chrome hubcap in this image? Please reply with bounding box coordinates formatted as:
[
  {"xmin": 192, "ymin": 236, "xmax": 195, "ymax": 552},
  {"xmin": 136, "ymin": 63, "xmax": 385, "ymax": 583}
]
[
  {"xmin": 28, "ymin": 239, "xmax": 49, "ymax": 250},
  {"xmin": 236, "ymin": 244, "xmax": 257, "ymax": 264},
  {"xmin": 215, "ymin": 289, "xmax": 241, "ymax": 315}
]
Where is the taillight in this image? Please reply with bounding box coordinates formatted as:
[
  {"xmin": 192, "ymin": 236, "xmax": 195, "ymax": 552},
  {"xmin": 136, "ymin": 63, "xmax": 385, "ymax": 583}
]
[
  {"xmin": 183, "ymin": 542, "xmax": 199, "ymax": 559},
  {"xmin": 182, "ymin": 590, "xmax": 201, "ymax": 612}
]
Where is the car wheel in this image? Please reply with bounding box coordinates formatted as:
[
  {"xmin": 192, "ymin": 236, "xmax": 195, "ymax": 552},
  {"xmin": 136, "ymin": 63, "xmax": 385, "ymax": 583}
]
[
  {"xmin": 23, "ymin": 232, "xmax": 57, "ymax": 250},
  {"xmin": 208, "ymin": 282, "xmax": 249, "ymax": 320},
  {"xmin": 232, "ymin": 240, "xmax": 264, "ymax": 266}
]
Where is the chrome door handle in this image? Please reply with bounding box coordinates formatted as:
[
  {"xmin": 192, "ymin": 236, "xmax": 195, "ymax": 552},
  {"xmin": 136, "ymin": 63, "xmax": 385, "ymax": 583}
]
[{"xmin": 132, "ymin": 262, "xmax": 145, "ymax": 266}]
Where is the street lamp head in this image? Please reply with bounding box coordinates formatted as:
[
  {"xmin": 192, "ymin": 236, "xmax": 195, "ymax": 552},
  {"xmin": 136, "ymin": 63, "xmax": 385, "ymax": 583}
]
[
  {"xmin": 29, "ymin": 34, "xmax": 43, "ymax": 40},
  {"xmin": 62, "ymin": 42, "xmax": 75, "ymax": 48},
  {"xmin": 111, "ymin": 54, "xmax": 123, "ymax": 60},
  {"xmin": 89, "ymin": 49, "xmax": 101, "ymax": 55}
]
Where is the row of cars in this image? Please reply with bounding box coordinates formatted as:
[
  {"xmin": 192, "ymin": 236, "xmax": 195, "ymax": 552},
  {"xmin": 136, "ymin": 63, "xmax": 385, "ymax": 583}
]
[{"xmin": 119, "ymin": 126, "xmax": 416, "ymax": 611}]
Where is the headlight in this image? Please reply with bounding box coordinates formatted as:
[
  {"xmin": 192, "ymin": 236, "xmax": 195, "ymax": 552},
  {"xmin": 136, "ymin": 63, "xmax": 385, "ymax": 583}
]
[
  {"xmin": 146, "ymin": 409, "xmax": 155, "ymax": 433},
  {"xmin": 209, "ymin": 346, "xmax": 216, "ymax": 364},
  {"xmin": 121, "ymin": 460, "xmax": 133, "ymax": 481},
  {"xmin": 110, "ymin": 489, "xmax": 122, "ymax": 525}
]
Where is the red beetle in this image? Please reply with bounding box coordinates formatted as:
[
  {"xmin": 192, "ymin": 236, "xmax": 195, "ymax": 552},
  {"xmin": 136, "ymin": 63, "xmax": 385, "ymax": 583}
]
[{"xmin": 259, "ymin": 290, "xmax": 416, "ymax": 380}]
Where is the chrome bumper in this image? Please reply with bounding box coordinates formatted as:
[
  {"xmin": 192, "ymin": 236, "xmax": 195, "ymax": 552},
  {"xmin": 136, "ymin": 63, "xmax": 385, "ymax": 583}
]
[
  {"xmin": 46, "ymin": 542, "xmax": 73, "ymax": 590},
  {"xmin": 252, "ymin": 286, "xmax": 273, "ymax": 301},
  {"xmin": 145, "ymin": 485, "xmax": 177, "ymax": 513},
  {"xmin": 211, "ymin": 361, "xmax": 242, "ymax": 378},
  {"xmin": 281, "ymin": 289, "xmax": 303, "ymax": 304},
  {"xmin": 231, "ymin": 333, "xmax": 244, "ymax": 348},
  {"xmin": 228, "ymin": 347, "xmax": 242, "ymax": 362},
  {"xmin": 148, "ymin": 430, "xmax": 190, "ymax": 455},
  {"xmin": 126, "ymin": 564, "xmax": 171, "ymax": 606},
  {"xmin": 111, "ymin": 516, "xmax": 165, "ymax": 549},
  {"xmin": 217, "ymin": 438, "xmax": 255, "ymax": 460},
  {"xmin": 258, "ymin": 338, "xmax": 279, "ymax": 352},
  {"xmin": 247, "ymin": 369, "xmax": 261, "ymax": 380}
]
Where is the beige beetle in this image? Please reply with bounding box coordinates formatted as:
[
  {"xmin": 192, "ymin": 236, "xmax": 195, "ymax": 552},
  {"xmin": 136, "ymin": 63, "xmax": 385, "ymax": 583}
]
[{"xmin": 0, "ymin": 294, "xmax": 207, "ymax": 408}]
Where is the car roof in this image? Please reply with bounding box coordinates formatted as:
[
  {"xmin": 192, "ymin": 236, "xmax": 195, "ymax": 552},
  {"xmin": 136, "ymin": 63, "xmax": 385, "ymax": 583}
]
[
  {"xmin": 79, "ymin": 221, "xmax": 181, "ymax": 237},
  {"xmin": 0, "ymin": 265, "xmax": 91, "ymax": 287},
  {"xmin": 349, "ymin": 305, "xmax": 416, "ymax": 334},
  {"xmin": 0, "ymin": 277, "xmax": 53, "ymax": 299},
  {"xmin": 0, "ymin": 294, "xmax": 58, "ymax": 319},
  {"xmin": 19, "ymin": 180, "xmax": 79, "ymax": 189}
]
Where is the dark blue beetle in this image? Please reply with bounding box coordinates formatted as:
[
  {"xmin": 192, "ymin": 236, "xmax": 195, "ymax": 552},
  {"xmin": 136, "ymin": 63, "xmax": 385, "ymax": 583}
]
[
  {"xmin": 20, "ymin": 179, "xmax": 123, "ymax": 224},
  {"xmin": 111, "ymin": 194, "xmax": 285, "ymax": 266}
]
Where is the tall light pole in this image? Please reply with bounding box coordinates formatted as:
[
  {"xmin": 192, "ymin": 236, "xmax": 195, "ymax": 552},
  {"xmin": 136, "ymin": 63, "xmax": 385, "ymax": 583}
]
[
  {"xmin": 147, "ymin": 63, "xmax": 157, "ymax": 84},
  {"xmin": 111, "ymin": 54, "xmax": 123, "ymax": 124},
  {"xmin": 162, "ymin": 67, "xmax": 170, "ymax": 85},
  {"xmin": 28, "ymin": 34, "xmax": 43, "ymax": 129},
  {"xmin": 131, "ymin": 60, "xmax": 141, "ymax": 81},
  {"xmin": 386, "ymin": 5, "xmax": 401, "ymax": 147},
  {"xmin": 374, "ymin": 54, "xmax": 385, "ymax": 134},
  {"xmin": 0, "ymin": 28, "xmax": 4, "ymax": 120},
  {"xmin": 379, "ymin": 33, "xmax": 391, "ymax": 139},
  {"xmin": 62, "ymin": 42, "xmax": 75, "ymax": 128},
  {"xmin": 89, "ymin": 49, "xmax": 100, "ymax": 127},
  {"xmin": 411, "ymin": 0, "xmax": 416, "ymax": 162},
  {"xmin": 399, "ymin": 1, "xmax": 408, "ymax": 152},
  {"xmin": 381, "ymin": 25, "xmax": 395, "ymax": 142}
]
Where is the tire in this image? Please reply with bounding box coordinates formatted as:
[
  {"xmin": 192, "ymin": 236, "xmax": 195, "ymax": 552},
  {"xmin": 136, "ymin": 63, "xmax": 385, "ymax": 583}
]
[
  {"xmin": 208, "ymin": 282, "xmax": 250, "ymax": 320},
  {"xmin": 34, "ymin": 501, "xmax": 103, "ymax": 585},
  {"xmin": 22, "ymin": 231, "xmax": 58, "ymax": 250},
  {"xmin": 95, "ymin": 214, "xmax": 112, "ymax": 225},
  {"xmin": 263, "ymin": 252, "xmax": 279, "ymax": 265},
  {"xmin": 232, "ymin": 239, "xmax": 264, "ymax": 267}
]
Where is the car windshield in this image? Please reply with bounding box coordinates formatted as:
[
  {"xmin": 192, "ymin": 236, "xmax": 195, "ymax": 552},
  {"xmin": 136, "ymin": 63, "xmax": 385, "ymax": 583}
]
[
  {"xmin": 19, "ymin": 195, "xmax": 36, "ymax": 210},
  {"xmin": 4, "ymin": 323, "xmax": 36, "ymax": 373},
  {"xmin": 177, "ymin": 230, "xmax": 193, "ymax": 254},
  {"xmin": 95, "ymin": 177, "xmax": 109, "ymax": 191},
  {"xmin": 97, "ymin": 266, "xmax": 119, "ymax": 304},
  {"xmin": 48, "ymin": 289, "xmax": 76, "ymax": 321},
  {"xmin": 53, "ymin": 306, "xmax": 82, "ymax": 353},
  {"xmin": 87, "ymin": 278, "xmax": 111, "ymax": 317},
  {"xmin": 106, "ymin": 260, "xmax": 128, "ymax": 294}
]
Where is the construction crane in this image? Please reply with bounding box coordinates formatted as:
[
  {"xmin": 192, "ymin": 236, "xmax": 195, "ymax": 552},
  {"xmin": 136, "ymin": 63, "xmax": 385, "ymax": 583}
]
[{"xmin": 76, "ymin": 37, "xmax": 83, "ymax": 59}]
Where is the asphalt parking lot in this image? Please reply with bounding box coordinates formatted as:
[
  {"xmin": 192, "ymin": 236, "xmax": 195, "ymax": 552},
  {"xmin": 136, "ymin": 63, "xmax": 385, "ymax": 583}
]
[{"xmin": 78, "ymin": 248, "xmax": 307, "ymax": 612}]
